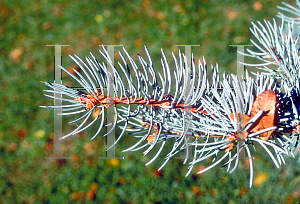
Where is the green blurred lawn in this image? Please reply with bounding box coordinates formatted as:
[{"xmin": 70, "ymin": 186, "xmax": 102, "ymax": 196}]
[{"xmin": 0, "ymin": 0, "xmax": 300, "ymax": 203}]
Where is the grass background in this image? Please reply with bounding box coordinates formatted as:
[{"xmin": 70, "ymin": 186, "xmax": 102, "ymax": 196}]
[{"xmin": 1, "ymin": 0, "xmax": 300, "ymax": 203}]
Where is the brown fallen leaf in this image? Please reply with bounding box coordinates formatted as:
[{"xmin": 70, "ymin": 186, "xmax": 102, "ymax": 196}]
[
  {"xmin": 230, "ymin": 90, "xmax": 277, "ymax": 141},
  {"xmin": 10, "ymin": 47, "xmax": 23, "ymax": 63},
  {"xmin": 250, "ymin": 90, "xmax": 277, "ymax": 141}
]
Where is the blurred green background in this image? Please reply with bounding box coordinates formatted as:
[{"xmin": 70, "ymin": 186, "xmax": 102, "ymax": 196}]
[{"xmin": 1, "ymin": 0, "xmax": 300, "ymax": 203}]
